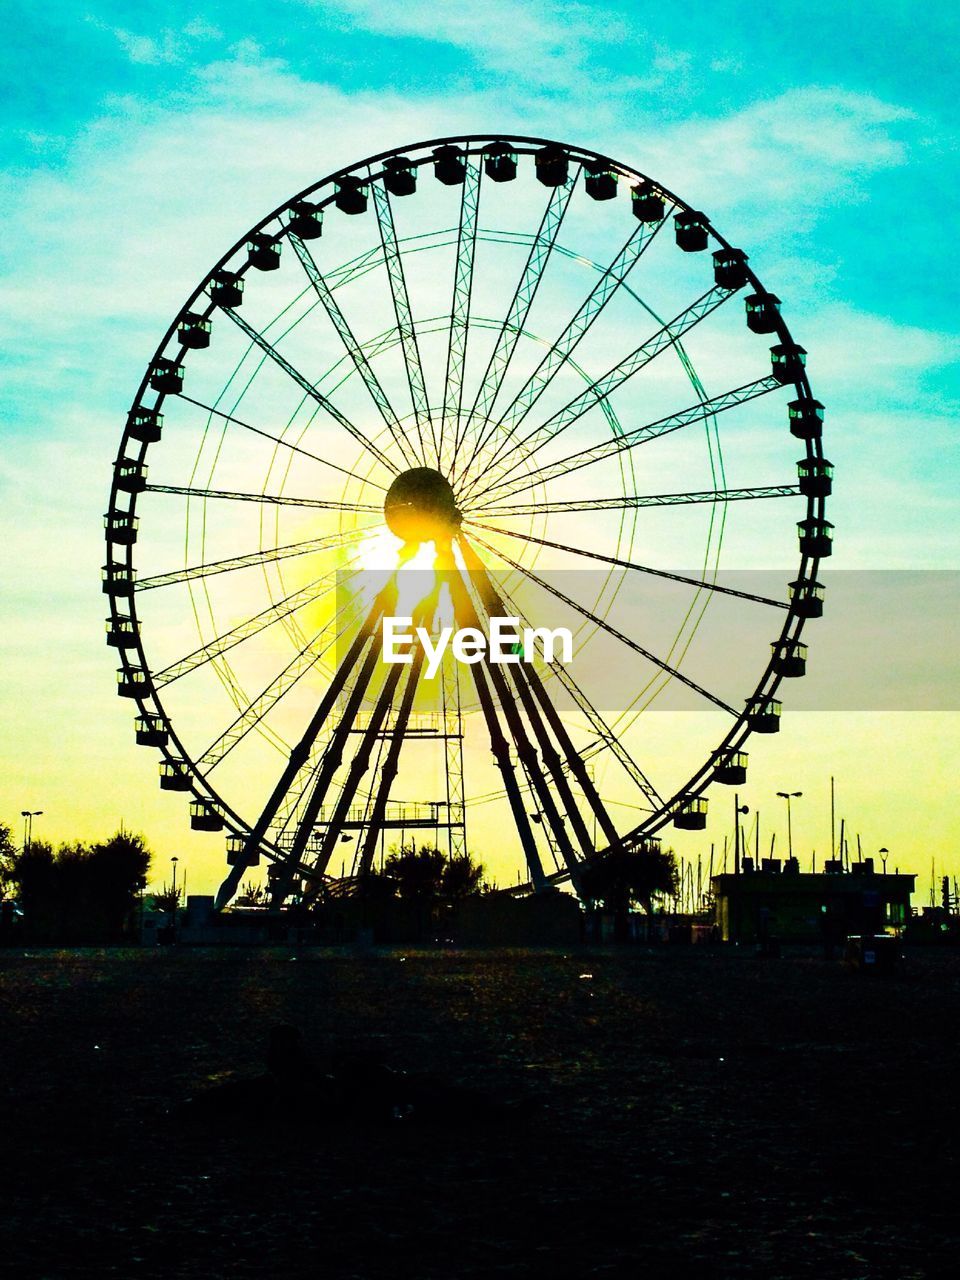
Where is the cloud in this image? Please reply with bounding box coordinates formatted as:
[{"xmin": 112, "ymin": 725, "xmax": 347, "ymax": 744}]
[
  {"xmin": 86, "ymin": 15, "xmax": 223, "ymax": 67},
  {"xmin": 635, "ymin": 87, "xmax": 919, "ymax": 233},
  {"xmin": 318, "ymin": 0, "xmax": 613, "ymax": 84}
]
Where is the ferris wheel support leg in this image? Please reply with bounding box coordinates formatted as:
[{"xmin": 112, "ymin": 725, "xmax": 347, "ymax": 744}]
[
  {"xmin": 270, "ymin": 627, "xmax": 388, "ymax": 907},
  {"xmin": 305, "ymin": 586, "xmax": 438, "ymax": 889},
  {"xmin": 213, "ymin": 585, "xmax": 394, "ymax": 911},
  {"xmin": 443, "ymin": 567, "xmax": 547, "ymax": 892},
  {"xmin": 460, "ymin": 536, "xmax": 624, "ymax": 852},
  {"xmin": 355, "ymin": 656, "xmax": 425, "ymax": 881},
  {"xmin": 462, "ymin": 560, "xmax": 598, "ymax": 892},
  {"xmin": 308, "ymin": 653, "xmax": 410, "ymax": 887}
]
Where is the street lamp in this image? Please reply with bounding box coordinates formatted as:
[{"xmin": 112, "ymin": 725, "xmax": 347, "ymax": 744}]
[
  {"xmin": 170, "ymin": 856, "xmax": 179, "ymax": 927},
  {"xmin": 776, "ymin": 791, "xmax": 802, "ymax": 860},
  {"xmin": 20, "ymin": 810, "xmax": 43, "ymax": 851},
  {"xmin": 879, "ymin": 847, "xmax": 889, "ymax": 874},
  {"xmin": 733, "ymin": 797, "xmax": 749, "ymax": 873}
]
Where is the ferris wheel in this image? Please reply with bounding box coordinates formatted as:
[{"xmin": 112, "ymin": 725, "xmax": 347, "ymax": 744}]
[{"xmin": 103, "ymin": 134, "xmax": 831, "ymax": 908}]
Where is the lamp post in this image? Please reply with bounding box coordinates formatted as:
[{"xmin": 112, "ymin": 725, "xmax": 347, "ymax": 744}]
[
  {"xmin": 879, "ymin": 847, "xmax": 889, "ymax": 874},
  {"xmin": 776, "ymin": 791, "xmax": 802, "ymax": 860},
  {"xmin": 20, "ymin": 810, "xmax": 43, "ymax": 851},
  {"xmin": 170, "ymin": 856, "xmax": 179, "ymax": 929},
  {"xmin": 733, "ymin": 796, "xmax": 749, "ymax": 874},
  {"xmin": 732, "ymin": 796, "xmax": 749, "ymax": 944}
]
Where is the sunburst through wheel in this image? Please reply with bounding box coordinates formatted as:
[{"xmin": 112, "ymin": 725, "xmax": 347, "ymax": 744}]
[{"xmin": 103, "ymin": 134, "xmax": 831, "ymax": 909}]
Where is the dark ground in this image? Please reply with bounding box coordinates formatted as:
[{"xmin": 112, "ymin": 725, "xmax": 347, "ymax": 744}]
[{"xmin": 1, "ymin": 945, "xmax": 958, "ymax": 1279}]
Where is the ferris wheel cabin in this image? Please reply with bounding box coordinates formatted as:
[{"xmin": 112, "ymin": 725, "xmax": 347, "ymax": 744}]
[
  {"xmin": 104, "ymin": 510, "xmax": 138, "ymax": 545},
  {"xmin": 745, "ymin": 292, "xmax": 781, "ymax": 334},
  {"xmin": 797, "ymin": 457, "xmax": 833, "ymax": 497},
  {"xmin": 789, "ymin": 579, "xmax": 825, "ymax": 618},
  {"xmin": 713, "ymin": 248, "xmax": 749, "ymax": 289},
  {"xmin": 584, "ymin": 161, "xmax": 618, "ymax": 201},
  {"xmin": 247, "ymin": 233, "xmax": 281, "ymax": 269},
  {"xmin": 117, "ymin": 666, "xmax": 150, "ymax": 699},
  {"xmin": 771, "ymin": 639, "xmax": 808, "ymax": 678},
  {"xmin": 127, "ymin": 408, "xmax": 163, "ymax": 444},
  {"xmin": 286, "ymin": 199, "xmax": 324, "ymax": 237},
  {"xmin": 747, "ymin": 697, "xmax": 782, "ymax": 733},
  {"xmin": 798, "ymin": 518, "xmax": 833, "ymax": 558},
  {"xmin": 483, "ymin": 142, "xmax": 518, "ymax": 182},
  {"xmin": 190, "ymin": 801, "xmax": 224, "ymax": 832},
  {"xmin": 210, "ymin": 270, "xmax": 245, "ymax": 308},
  {"xmin": 135, "ymin": 713, "xmax": 168, "ymax": 748},
  {"xmin": 148, "ymin": 360, "xmax": 180, "ymax": 396},
  {"xmin": 715, "ymin": 750, "xmax": 749, "ymax": 785},
  {"xmin": 432, "ymin": 145, "xmax": 466, "ymax": 186},
  {"xmin": 674, "ymin": 211, "xmax": 709, "ymax": 252},
  {"xmin": 382, "ymin": 156, "xmax": 417, "ymax": 197},
  {"xmin": 674, "ymin": 796, "xmax": 709, "ymax": 830},
  {"xmin": 333, "ymin": 175, "xmax": 368, "ymax": 214},
  {"xmin": 535, "ymin": 144, "xmax": 569, "ymax": 187},
  {"xmin": 771, "ymin": 342, "xmax": 807, "ymax": 384},
  {"xmin": 102, "ymin": 563, "xmax": 135, "ymax": 596},
  {"xmin": 789, "ymin": 399, "xmax": 825, "ymax": 440},
  {"xmin": 159, "ymin": 760, "xmax": 191, "ymax": 792},
  {"xmin": 115, "ymin": 459, "xmax": 147, "ymax": 493},
  {"xmin": 631, "ymin": 181, "xmax": 665, "ymax": 223},
  {"xmin": 105, "ymin": 614, "xmax": 138, "ymax": 648},
  {"xmin": 178, "ymin": 312, "xmax": 211, "ymax": 349}
]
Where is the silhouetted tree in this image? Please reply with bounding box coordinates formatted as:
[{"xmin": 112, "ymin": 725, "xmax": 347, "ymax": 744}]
[
  {"xmin": 580, "ymin": 843, "xmax": 679, "ymax": 941},
  {"xmin": 4, "ymin": 830, "xmax": 151, "ymax": 942},
  {"xmin": 383, "ymin": 845, "xmax": 487, "ymax": 903},
  {"xmin": 384, "ymin": 845, "xmax": 447, "ymax": 902},
  {"xmin": 441, "ymin": 854, "xmax": 486, "ymax": 900},
  {"xmin": 152, "ymin": 884, "xmax": 183, "ymax": 917},
  {"xmin": 0, "ymin": 822, "xmax": 19, "ymax": 896}
]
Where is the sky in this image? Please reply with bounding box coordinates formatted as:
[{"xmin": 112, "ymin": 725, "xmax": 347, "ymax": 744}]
[{"xmin": 1, "ymin": 0, "xmax": 958, "ymax": 901}]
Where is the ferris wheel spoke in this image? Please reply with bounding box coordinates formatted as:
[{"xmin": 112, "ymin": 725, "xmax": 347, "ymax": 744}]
[
  {"xmin": 442, "ymin": 160, "xmax": 483, "ymax": 471},
  {"xmin": 153, "ymin": 563, "xmax": 355, "ymax": 689},
  {"xmin": 455, "ymin": 172, "xmax": 580, "ymax": 485},
  {"xmin": 464, "ymin": 283, "xmax": 741, "ymax": 506},
  {"xmin": 199, "ymin": 603, "xmax": 364, "ymax": 771},
  {"xmin": 136, "ymin": 525, "xmax": 374, "ymax": 591},
  {"xmin": 371, "ymin": 181, "xmax": 435, "ymax": 464},
  {"xmin": 220, "ymin": 306, "xmax": 401, "ymax": 476},
  {"xmin": 465, "ymin": 521, "xmax": 790, "ymax": 610},
  {"xmin": 468, "ymin": 483, "xmax": 800, "ymax": 519},
  {"xmin": 288, "ymin": 233, "xmax": 420, "ymax": 471},
  {"xmin": 177, "ymin": 394, "xmax": 389, "ymax": 490},
  {"xmin": 143, "ymin": 483, "xmax": 381, "ymax": 514},
  {"xmin": 474, "ymin": 376, "xmax": 782, "ymax": 503},
  {"xmin": 465, "ymin": 532, "xmax": 738, "ymax": 716},
  {"xmin": 472, "ymin": 217, "xmax": 667, "ymax": 484}
]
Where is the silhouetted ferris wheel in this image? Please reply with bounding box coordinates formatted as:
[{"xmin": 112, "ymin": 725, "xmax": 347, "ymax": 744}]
[{"xmin": 103, "ymin": 134, "xmax": 831, "ymax": 907}]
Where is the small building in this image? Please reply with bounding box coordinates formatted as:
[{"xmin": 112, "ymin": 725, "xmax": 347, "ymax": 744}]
[{"xmin": 712, "ymin": 863, "xmax": 915, "ymax": 944}]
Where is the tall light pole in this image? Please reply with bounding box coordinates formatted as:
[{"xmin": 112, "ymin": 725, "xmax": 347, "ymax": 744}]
[
  {"xmin": 732, "ymin": 796, "xmax": 749, "ymax": 944},
  {"xmin": 20, "ymin": 810, "xmax": 43, "ymax": 851},
  {"xmin": 879, "ymin": 847, "xmax": 889, "ymax": 874},
  {"xmin": 733, "ymin": 796, "xmax": 749, "ymax": 874},
  {"xmin": 170, "ymin": 856, "xmax": 179, "ymax": 927},
  {"xmin": 776, "ymin": 791, "xmax": 802, "ymax": 860}
]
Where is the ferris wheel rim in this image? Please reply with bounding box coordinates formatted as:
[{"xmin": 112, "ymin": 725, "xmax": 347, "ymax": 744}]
[{"xmin": 103, "ymin": 131, "xmax": 829, "ymax": 892}]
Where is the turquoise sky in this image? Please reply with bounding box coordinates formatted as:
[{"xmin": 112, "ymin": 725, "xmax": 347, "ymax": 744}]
[{"xmin": 1, "ymin": 0, "xmax": 958, "ymax": 893}]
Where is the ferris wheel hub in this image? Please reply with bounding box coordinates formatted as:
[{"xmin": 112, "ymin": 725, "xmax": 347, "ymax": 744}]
[{"xmin": 383, "ymin": 466, "xmax": 461, "ymax": 543}]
